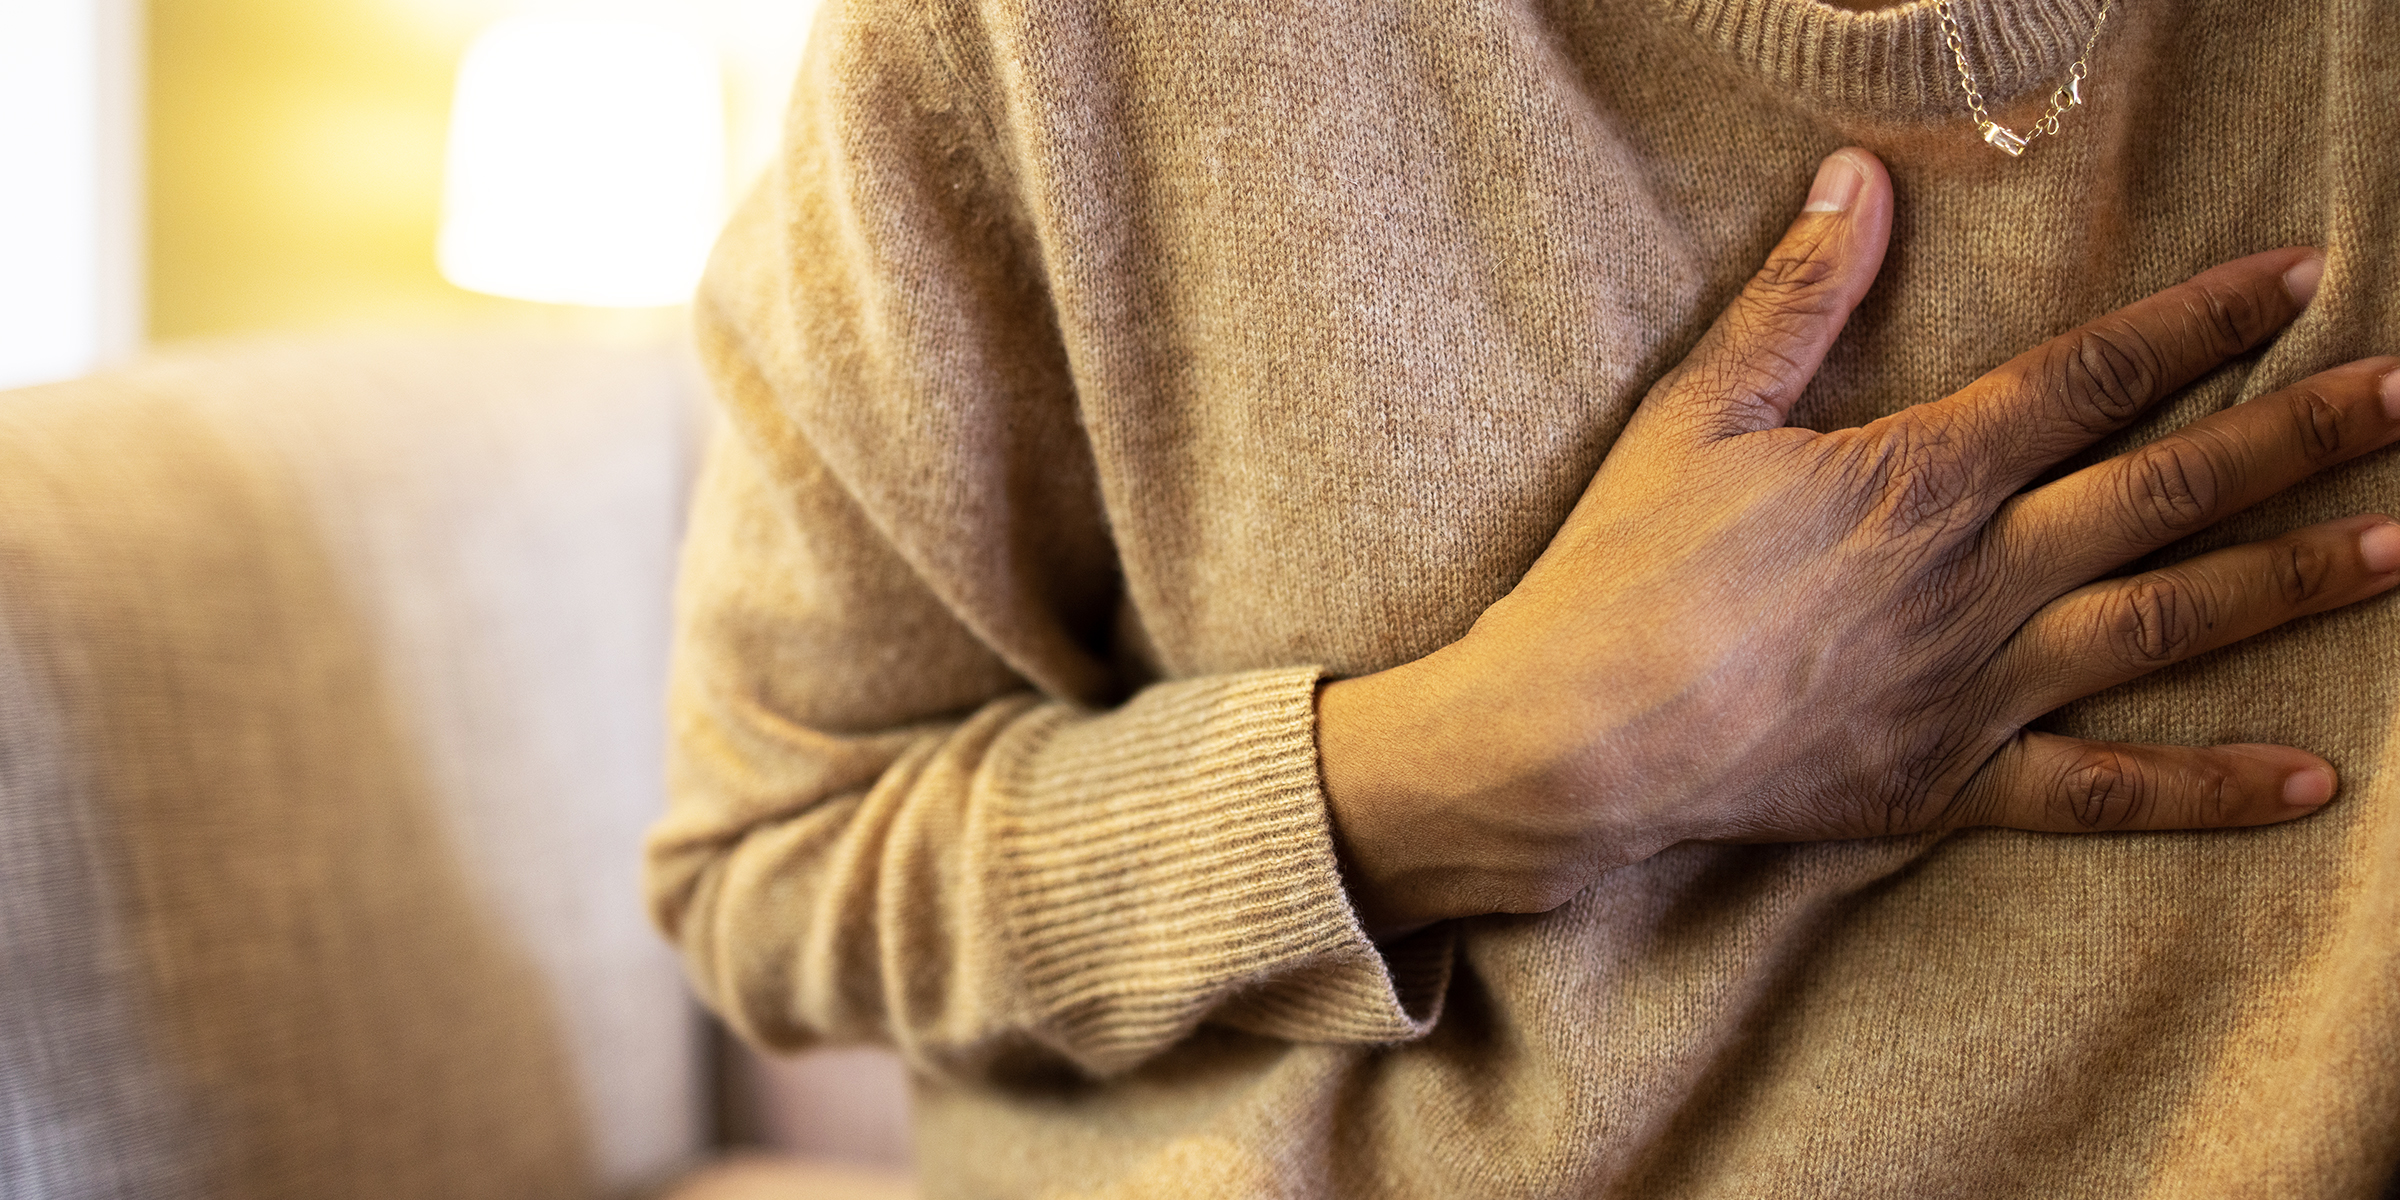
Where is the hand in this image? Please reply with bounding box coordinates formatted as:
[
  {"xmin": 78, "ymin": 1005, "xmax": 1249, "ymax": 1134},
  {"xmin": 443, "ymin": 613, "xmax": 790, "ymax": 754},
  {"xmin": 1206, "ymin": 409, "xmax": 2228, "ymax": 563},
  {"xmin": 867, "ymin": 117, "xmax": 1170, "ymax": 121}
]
[{"xmin": 1319, "ymin": 147, "xmax": 2400, "ymax": 938}]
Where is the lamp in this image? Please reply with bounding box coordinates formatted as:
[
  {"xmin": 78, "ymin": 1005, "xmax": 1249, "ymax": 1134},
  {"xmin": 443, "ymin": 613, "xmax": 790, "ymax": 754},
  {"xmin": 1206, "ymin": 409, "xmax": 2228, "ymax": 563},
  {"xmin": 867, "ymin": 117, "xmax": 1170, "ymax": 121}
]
[{"xmin": 437, "ymin": 15, "xmax": 725, "ymax": 307}]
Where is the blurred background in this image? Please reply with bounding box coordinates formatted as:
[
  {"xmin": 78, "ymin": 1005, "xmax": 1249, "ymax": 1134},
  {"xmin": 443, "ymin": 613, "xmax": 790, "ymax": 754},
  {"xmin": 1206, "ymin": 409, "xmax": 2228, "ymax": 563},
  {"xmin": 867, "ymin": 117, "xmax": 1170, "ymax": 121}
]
[
  {"xmin": 2, "ymin": 0, "xmax": 821, "ymax": 387},
  {"xmin": 0, "ymin": 2, "xmax": 923, "ymax": 1196}
]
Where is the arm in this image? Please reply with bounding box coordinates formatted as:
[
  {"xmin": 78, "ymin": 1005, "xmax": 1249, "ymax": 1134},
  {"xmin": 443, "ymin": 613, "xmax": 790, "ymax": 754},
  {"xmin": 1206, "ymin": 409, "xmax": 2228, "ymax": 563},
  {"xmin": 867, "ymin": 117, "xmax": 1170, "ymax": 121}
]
[
  {"xmin": 652, "ymin": 6, "xmax": 2400, "ymax": 1076},
  {"xmin": 643, "ymin": 4, "xmax": 1442, "ymax": 1082}
]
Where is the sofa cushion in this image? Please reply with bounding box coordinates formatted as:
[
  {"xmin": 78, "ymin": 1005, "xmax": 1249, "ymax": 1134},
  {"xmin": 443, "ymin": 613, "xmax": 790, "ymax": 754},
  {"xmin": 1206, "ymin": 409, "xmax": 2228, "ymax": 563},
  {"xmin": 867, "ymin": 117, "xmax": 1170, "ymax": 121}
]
[{"xmin": 0, "ymin": 338, "xmax": 707, "ymax": 1199}]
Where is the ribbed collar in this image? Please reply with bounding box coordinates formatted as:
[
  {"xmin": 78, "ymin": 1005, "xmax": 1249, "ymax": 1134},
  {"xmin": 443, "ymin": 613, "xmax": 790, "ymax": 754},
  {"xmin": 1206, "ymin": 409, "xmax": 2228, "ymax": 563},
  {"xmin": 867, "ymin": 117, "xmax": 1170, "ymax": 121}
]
[{"xmin": 1654, "ymin": 0, "xmax": 2113, "ymax": 118}]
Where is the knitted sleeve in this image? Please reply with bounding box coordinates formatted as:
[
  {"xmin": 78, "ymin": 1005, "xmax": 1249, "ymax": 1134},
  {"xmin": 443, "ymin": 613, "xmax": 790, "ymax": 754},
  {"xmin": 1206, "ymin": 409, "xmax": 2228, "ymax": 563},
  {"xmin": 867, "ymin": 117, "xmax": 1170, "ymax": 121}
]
[{"xmin": 640, "ymin": 0, "xmax": 1449, "ymax": 1081}]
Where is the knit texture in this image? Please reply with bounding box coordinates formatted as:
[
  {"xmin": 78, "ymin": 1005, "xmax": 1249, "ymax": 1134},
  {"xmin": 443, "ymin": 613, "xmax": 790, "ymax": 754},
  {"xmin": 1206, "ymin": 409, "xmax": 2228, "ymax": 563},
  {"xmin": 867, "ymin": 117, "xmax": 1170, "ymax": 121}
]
[{"xmin": 644, "ymin": 0, "xmax": 2400, "ymax": 1194}]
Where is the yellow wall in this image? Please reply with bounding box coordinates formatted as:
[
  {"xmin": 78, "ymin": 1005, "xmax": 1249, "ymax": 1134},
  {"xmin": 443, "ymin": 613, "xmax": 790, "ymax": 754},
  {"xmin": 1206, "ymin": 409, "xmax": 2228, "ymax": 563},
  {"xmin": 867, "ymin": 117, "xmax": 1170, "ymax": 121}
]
[
  {"xmin": 149, "ymin": 0, "xmax": 527, "ymax": 341},
  {"xmin": 147, "ymin": 0, "xmax": 812, "ymax": 343}
]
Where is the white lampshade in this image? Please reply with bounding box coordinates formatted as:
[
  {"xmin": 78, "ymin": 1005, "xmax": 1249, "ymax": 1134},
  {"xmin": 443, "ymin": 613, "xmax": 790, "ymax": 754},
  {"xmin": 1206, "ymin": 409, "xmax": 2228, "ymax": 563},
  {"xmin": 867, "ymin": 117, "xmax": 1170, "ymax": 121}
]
[{"xmin": 438, "ymin": 15, "xmax": 726, "ymax": 307}]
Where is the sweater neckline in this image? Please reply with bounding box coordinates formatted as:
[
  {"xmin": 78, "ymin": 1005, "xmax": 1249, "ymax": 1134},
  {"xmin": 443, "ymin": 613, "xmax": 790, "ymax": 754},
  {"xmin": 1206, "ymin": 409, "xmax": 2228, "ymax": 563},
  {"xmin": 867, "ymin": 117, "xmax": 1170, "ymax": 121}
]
[{"xmin": 1654, "ymin": 0, "xmax": 2112, "ymax": 120}]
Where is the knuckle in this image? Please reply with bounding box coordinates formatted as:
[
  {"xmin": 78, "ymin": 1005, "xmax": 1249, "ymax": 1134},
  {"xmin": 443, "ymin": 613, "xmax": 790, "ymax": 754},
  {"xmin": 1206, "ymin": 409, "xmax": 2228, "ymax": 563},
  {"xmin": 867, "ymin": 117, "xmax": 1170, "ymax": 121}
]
[
  {"xmin": 2055, "ymin": 320, "xmax": 2168, "ymax": 427},
  {"xmin": 2285, "ymin": 386, "xmax": 2347, "ymax": 461},
  {"xmin": 1877, "ymin": 785, "xmax": 1935, "ymax": 836},
  {"xmin": 2106, "ymin": 573, "xmax": 2209, "ymax": 663},
  {"xmin": 2199, "ymin": 766, "xmax": 2239, "ymax": 826},
  {"xmin": 1862, "ymin": 418, "xmax": 1977, "ymax": 536},
  {"xmin": 1748, "ymin": 236, "xmax": 1843, "ymax": 308},
  {"xmin": 2120, "ymin": 436, "xmax": 2223, "ymax": 539},
  {"xmin": 1891, "ymin": 547, "xmax": 1987, "ymax": 636},
  {"xmin": 1881, "ymin": 459, "xmax": 1975, "ymax": 533},
  {"xmin": 1679, "ymin": 358, "xmax": 1781, "ymax": 429},
  {"xmin": 1873, "ymin": 763, "xmax": 1940, "ymax": 836},
  {"xmin": 1884, "ymin": 720, "xmax": 1991, "ymax": 833},
  {"xmin": 2275, "ymin": 536, "xmax": 2334, "ymax": 605},
  {"xmin": 2052, "ymin": 747, "xmax": 2153, "ymax": 830},
  {"xmin": 2188, "ymin": 280, "xmax": 2262, "ymax": 357}
]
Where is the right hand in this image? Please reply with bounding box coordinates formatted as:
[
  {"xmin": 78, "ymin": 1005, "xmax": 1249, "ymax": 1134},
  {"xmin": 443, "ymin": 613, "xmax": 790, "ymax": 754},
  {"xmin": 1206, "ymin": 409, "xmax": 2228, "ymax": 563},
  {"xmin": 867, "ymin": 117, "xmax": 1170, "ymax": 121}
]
[{"xmin": 1319, "ymin": 147, "xmax": 2400, "ymax": 937}]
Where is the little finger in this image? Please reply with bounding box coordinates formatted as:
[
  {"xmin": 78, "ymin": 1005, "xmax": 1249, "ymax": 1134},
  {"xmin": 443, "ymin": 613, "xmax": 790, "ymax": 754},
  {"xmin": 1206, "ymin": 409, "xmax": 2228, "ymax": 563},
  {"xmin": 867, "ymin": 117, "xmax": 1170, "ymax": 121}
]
[{"xmin": 1948, "ymin": 733, "xmax": 2334, "ymax": 834}]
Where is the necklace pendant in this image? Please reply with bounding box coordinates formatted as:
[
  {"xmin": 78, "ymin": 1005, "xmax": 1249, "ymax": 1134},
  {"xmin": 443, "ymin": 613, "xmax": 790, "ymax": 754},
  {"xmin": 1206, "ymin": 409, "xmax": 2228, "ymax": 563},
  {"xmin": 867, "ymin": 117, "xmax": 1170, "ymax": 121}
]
[{"xmin": 1980, "ymin": 122, "xmax": 2029, "ymax": 156}]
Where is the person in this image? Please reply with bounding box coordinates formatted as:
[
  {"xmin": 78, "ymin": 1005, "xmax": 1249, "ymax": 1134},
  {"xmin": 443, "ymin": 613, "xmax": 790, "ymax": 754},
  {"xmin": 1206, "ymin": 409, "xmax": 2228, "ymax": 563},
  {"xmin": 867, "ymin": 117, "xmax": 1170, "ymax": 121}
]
[{"xmin": 645, "ymin": 0, "xmax": 2400, "ymax": 1193}]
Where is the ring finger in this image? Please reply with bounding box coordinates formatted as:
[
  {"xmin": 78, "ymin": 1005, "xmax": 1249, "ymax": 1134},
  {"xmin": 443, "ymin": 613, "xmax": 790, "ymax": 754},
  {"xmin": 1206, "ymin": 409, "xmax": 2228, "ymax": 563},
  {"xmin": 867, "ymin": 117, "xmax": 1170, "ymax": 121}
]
[{"xmin": 1997, "ymin": 513, "xmax": 2400, "ymax": 717}]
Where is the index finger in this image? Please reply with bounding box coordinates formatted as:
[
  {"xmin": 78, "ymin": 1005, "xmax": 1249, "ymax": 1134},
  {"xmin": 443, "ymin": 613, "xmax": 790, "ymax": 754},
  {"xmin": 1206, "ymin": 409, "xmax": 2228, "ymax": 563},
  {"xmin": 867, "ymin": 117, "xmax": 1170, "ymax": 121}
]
[{"xmin": 1909, "ymin": 246, "xmax": 2323, "ymax": 494}]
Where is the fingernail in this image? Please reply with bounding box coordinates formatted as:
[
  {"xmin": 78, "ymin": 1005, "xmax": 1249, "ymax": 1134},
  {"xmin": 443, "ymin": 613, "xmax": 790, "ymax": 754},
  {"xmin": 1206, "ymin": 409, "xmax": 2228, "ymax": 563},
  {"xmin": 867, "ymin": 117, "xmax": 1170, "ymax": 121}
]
[
  {"xmin": 2283, "ymin": 253, "xmax": 2325, "ymax": 306},
  {"xmin": 2362, "ymin": 521, "xmax": 2400, "ymax": 573},
  {"xmin": 2380, "ymin": 368, "xmax": 2400, "ymax": 421},
  {"xmin": 1803, "ymin": 151, "xmax": 1865, "ymax": 214},
  {"xmin": 2282, "ymin": 768, "xmax": 2335, "ymax": 808}
]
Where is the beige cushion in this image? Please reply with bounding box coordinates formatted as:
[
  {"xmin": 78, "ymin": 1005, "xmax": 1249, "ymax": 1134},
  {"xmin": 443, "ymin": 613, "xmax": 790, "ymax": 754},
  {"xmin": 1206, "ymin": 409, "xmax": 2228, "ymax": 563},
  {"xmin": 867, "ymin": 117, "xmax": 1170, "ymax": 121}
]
[{"xmin": 0, "ymin": 338, "xmax": 708, "ymax": 1198}]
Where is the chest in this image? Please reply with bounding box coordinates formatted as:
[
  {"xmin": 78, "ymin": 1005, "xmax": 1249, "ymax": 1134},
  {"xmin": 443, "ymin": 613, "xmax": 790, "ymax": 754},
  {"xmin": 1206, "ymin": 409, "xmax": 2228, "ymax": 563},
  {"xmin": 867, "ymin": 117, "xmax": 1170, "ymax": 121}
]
[{"xmin": 1018, "ymin": 0, "xmax": 2385, "ymax": 679}]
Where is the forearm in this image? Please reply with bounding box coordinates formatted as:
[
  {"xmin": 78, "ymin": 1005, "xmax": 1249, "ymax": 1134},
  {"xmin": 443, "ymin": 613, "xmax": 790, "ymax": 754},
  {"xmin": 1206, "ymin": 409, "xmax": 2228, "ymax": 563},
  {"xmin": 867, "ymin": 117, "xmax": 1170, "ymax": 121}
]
[
  {"xmin": 654, "ymin": 662, "xmax": 1449, "ymax": 1076},
  {"xmin": 648, "ymin": 431, "xmax": 1445, "ymax": 1078}
]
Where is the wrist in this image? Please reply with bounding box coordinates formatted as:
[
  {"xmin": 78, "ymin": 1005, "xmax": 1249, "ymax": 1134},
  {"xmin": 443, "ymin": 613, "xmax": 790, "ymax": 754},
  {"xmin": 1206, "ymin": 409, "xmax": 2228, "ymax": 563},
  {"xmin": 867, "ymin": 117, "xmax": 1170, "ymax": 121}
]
[
  {"xmin": 1316, "ymin": 663, "xmax": 1464, "ymax": 937},
  {"xmin": 1316, "ymin": 647, "xmax": 1633, "ymax": 936}
]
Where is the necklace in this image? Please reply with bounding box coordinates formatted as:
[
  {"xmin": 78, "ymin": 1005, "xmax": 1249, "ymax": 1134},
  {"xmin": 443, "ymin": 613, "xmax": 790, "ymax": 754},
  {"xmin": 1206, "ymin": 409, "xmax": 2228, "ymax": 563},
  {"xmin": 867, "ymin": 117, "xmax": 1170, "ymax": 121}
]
[{"xmin": 1933, "ymin": 0, "xmax": 2114, "ymax": 156}]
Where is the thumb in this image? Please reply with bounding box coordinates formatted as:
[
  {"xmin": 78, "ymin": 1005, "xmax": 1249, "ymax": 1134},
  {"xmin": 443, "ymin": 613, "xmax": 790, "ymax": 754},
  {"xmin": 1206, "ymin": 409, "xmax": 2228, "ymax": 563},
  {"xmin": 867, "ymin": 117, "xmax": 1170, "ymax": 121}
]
[{"xmin": 1649, "ymin": 147, "xmax": 1892, "ymax": 440}]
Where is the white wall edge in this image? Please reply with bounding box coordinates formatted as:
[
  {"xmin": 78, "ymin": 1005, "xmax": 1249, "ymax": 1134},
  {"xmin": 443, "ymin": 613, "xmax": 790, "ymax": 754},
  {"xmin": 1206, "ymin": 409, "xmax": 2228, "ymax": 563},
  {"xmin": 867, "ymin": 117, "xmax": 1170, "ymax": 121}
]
[
  {"xmin": 0, "ymin": 0, "xmax": 143, "ymax": 390},
  {"xmin": 95, "ymin": 0, "xmax": 146, "ymax": 365}
]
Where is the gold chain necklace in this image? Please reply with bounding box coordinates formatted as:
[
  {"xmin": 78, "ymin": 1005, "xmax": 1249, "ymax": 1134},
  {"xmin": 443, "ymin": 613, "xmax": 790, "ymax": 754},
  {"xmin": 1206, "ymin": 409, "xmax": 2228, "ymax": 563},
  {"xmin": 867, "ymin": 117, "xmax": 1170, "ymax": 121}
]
[{"xmin": 1933, "ymin": 0, "xmax": 2114, "ymax": 156}]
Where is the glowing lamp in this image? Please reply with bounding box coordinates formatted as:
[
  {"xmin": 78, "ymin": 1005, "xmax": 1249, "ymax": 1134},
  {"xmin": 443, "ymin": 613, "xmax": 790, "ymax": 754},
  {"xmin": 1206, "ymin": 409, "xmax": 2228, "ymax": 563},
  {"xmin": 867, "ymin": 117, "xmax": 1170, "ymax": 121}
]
[{"xmin": 438, "ymin": 16, "xmax": 725, "ymax": 307}]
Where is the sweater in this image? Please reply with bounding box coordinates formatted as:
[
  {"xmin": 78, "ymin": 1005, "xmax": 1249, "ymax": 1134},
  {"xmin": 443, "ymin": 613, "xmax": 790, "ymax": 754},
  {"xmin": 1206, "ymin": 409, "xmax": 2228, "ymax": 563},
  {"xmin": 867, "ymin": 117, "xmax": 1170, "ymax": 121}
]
[{"xmin": 642, "ymin": 0, "xmax": 2400, "ymax": 1194}]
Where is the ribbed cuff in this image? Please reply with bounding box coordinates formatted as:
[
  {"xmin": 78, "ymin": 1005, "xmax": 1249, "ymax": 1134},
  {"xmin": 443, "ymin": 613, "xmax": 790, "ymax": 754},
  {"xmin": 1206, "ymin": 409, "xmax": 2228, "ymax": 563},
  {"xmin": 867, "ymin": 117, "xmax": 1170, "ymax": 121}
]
[{"xmin": 988, "ymin": 666, "xmax": 1448, "ymax": 1077}]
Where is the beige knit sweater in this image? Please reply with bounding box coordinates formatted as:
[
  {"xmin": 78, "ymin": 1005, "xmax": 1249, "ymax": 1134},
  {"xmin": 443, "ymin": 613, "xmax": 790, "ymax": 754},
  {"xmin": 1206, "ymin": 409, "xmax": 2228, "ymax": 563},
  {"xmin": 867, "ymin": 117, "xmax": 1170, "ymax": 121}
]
[{"xmin": 644, "ymin": 0, "xmax": 2400, "ymax": 1194}]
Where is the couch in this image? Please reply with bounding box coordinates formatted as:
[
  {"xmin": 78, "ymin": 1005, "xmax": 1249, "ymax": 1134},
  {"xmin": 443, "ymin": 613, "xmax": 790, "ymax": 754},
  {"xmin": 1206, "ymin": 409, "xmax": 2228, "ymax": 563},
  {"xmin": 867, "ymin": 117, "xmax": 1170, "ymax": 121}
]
[{"xmin": 0, "ymin": 338, "xmax": 911, "ymax": 1199}]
